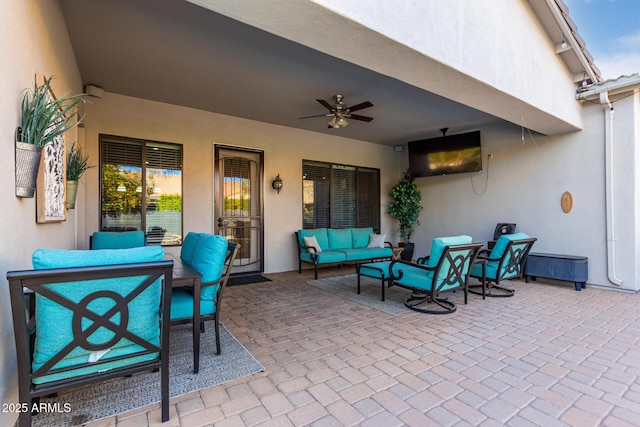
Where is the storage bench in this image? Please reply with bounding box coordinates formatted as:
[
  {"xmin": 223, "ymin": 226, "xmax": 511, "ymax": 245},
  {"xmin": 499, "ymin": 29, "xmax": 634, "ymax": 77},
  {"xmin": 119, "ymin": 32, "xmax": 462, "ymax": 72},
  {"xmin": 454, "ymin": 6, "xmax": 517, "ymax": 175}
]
[{"xmin": 524, "ymin": 252, "xmax": 588, "ymax": 291}]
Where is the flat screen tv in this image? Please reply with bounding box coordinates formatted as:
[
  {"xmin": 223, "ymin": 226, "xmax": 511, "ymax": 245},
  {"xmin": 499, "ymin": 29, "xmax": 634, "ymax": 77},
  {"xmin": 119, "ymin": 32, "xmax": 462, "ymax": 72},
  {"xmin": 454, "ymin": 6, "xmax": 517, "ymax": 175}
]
[{"xmin": 408, "ymin": 131, "xmax": 482, "ymax": 177}]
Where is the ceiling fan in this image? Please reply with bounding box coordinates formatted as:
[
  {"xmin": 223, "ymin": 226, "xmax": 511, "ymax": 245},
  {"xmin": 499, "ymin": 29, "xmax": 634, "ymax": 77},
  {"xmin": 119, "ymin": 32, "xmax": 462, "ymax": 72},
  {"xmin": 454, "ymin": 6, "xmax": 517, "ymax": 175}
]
[{"xmin": 299, "ymin": 94, "xmax": 374, "ymax": 128}]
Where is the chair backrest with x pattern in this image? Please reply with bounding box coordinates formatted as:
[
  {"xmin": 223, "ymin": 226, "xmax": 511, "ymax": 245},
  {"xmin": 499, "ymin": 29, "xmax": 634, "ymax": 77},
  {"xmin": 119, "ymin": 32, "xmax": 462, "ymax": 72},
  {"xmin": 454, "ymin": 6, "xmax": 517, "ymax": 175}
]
[
  {"xmin": 432, "ymin": 243, "xmax": 484, "ymax": 293},
  {"xmin": 496, "ymin": 238, "xmax": 537, "ymax": 281}
]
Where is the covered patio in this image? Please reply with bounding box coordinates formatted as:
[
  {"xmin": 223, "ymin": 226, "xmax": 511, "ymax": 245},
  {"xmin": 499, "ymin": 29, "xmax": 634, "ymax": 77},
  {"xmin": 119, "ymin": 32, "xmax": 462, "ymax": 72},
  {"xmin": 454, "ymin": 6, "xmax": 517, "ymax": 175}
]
[{"xmin": 89, "ymin": 268, "xmax": 640, "ymax": 426}]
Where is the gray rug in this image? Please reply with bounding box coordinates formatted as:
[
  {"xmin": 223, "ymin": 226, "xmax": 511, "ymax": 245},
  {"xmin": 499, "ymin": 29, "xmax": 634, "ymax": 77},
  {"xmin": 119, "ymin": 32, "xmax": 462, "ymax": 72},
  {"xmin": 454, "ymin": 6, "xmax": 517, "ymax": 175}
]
[
  {"xmin": 307, "ymin": 274, "xmax": 463, "ymax": 316},
  {"xmin": 32, "ymin": 324, "xmax": 264, "ymax": 427}
]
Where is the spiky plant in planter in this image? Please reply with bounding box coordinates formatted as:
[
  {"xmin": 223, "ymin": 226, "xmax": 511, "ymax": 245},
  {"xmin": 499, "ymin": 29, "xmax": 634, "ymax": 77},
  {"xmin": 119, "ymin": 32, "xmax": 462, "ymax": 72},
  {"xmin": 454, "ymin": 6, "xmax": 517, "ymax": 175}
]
[
  {"xmin": 388, "ymin": 169, "xmax": 422, "ymax": 260},
  {"xmin": 66, "ymin": 142, "xmax": 94, "ymax": 209},
  {"xmin": 15, "ymin": 76, "xmax": 84, "ymax": 197}
]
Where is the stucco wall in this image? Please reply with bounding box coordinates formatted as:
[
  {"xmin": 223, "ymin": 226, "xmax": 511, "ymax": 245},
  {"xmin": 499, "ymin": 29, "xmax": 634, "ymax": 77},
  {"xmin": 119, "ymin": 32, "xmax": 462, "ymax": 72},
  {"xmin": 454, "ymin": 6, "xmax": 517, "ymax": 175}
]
[
  {"xmin": 81, "ymin": 93, "xmax": 405, "ymax": 273},
  {"xmin": 0, "ymin": 0, "xmax": 82, "ymax": 423},
  {"xmin": 410, "ymin": 98, "xmax": 639, "ymax": 291}
]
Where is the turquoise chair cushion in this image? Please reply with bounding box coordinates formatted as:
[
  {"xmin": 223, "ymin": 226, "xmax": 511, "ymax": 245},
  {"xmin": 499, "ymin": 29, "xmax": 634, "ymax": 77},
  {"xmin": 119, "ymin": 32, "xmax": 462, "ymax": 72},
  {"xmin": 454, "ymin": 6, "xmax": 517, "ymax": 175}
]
[
  {"xmin": 170, "ymin": 288, "xmax": 215, "ymax": 319},
  {"xmin": 392, "ymin": 235, "xmax": 473, "ymax": 292},
  {"xmin": 327, "ymin": 229, "xmax": 352, "ymax": 250},
  {"xmin": 91, "ymin": 230, "xmax": 145, "ymax": 250},
  {"xmin": 31, "ymin": 246, "xmax": 165, "ymax": 384},
  {"xmin": 298, "ymin": 229, "xmax": 329, "ymax": 252},
  {"xmin": 470, "ymin": 232, "xmax": 530, "ymax": 280},
  {"xmin": 489, "ymin": 232, "xmax": 530, "ymax": 259},
  {"xmin": 181, "ymin": 232, "xmax": 204, "ymax": 265},
  {"xmin": 390, "ymin": 262, "xmax": 436, "ymax": 292},
  {"xmin": 359, "ymin": 261, "xmax": 393, "ymax": 279},
  {"xmin": 351, "ymin": 227, "xmax": 374, "ymax": 249},
  {"xmin": 190, "ymin": 234, "xmax": 228, "ymax": 301},
  {"xmin": 427, "ymin": 235, "xmax": 472, "ymax": 268}
]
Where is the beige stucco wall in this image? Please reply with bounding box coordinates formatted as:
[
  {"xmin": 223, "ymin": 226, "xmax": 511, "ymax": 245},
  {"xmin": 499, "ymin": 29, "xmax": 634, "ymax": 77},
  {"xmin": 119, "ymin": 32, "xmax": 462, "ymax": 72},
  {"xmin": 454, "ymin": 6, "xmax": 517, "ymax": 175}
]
[
  {"xmin": 81, "ymin": 93, "xmax": 405, "ymax": 273},
  {"xmin": 0, "ymin": 0, "xmax": 83, "ymax": 423},
  {"xmin": 410, "ymin": 97, "xmax": 640, "ymax": 292}
]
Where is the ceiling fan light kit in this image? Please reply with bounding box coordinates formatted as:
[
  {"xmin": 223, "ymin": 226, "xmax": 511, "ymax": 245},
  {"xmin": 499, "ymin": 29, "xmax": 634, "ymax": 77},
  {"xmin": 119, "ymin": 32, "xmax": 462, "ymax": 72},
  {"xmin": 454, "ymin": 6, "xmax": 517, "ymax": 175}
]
[{"xmin": 300, "ymin": 94, "xmax": 373, "ymax": 129}]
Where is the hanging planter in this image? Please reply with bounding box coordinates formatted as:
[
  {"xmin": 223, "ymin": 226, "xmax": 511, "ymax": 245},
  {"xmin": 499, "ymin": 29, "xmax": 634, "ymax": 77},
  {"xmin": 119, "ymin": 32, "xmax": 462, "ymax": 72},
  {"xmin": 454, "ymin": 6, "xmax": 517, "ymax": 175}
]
[
  {"xmin": 65, "ymin": 180, "xmax": 78, "ymax": 209},
  {"xmin": 65, "ymin": 142, "xmax": 93, "ymax": 209},
  {"xmin": 16, "ymin": 75, "xmax": 84, "ymax": 198},
  {"xmin": 15, "ymin": 140, "xmax": 42, "ymax": 198}
]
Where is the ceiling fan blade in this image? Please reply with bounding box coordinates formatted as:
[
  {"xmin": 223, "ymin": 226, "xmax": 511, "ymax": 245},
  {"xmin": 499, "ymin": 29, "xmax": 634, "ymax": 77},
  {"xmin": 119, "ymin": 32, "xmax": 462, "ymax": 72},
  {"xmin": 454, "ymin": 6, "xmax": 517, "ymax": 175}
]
[
  {"xmin": 348, "ymin": 101, "xmax": 373, "ymax": 112},
  {"xmin": 349, "ymin": 114, "xmax": 374, "ymax": 122},
  {"xmin": 316, "ymin": 99, "xmax": 334, "ymax": 111},
  {"xmin": 299, "ymin": 114, "xmax": 331, "ymax": 119}
]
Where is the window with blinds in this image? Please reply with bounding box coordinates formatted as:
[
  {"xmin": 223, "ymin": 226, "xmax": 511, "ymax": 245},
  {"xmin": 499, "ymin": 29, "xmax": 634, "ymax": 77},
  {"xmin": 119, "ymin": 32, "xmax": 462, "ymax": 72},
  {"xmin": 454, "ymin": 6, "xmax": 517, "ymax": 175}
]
[
  {"xmin": 100, "ymin": 135, "xmax": 183, "ymax": 246},
  {"xmin": 302, "ymin": 160, "xmax": 380, "ymax": 230}
]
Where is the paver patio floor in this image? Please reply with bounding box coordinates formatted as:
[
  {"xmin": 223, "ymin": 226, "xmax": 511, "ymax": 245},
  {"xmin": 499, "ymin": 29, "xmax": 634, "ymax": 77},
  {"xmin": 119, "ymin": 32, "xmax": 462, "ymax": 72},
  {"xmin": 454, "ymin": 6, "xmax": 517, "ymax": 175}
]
[{"xmin": 86, "ymin": 266, "xmax": 640, "ymax": 427}]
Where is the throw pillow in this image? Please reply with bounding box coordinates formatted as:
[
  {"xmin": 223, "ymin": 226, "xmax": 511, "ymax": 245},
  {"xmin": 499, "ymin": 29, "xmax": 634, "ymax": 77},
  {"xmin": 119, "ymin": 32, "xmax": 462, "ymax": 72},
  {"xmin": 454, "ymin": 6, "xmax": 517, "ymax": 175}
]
[
  {"xmin": 367, "ymin": 234, "xmax": 386, "ymax": 248},
  {"xmin": 303, "ymin": 235, "xmax": 323, "ymax": 253}
]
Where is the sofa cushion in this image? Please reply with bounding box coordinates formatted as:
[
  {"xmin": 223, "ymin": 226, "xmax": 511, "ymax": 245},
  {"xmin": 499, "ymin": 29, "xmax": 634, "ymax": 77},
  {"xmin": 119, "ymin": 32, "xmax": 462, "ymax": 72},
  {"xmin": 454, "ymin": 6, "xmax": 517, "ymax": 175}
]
[
  {"xmin": 340, "ymin": 247, "xmax": 392, "ymax": 261},
  {"xmin": 298, "ymin": 229, "xmax": 329, "ymax": 252},
  {"xmin": 91, "ymin": 230, "xmax": 145, "ymax": 250},
  {"xmin": 300, "ymin": 250, "xmax": 347, "ymax": 264},
  {"xmin": 303, "ymin": 235, "xmax": 322, "ymax": 253},
  {"xmin": 327, "ymin": 229, "xmax": 352, "ymax": 250},
  {"xmin": 31, "ymin": 246, "xmax": 165, "ymax": 384},
  {"xmin": 367, "ymin": 234, "xmax": 386, "ymax": 248},
  {"xmin": 351, "ymin": 227, "xmax": 374, "ymax": 248},
  {"xmin": 190, "ymin": 234, "xmax": 228, "ymax": 301}
]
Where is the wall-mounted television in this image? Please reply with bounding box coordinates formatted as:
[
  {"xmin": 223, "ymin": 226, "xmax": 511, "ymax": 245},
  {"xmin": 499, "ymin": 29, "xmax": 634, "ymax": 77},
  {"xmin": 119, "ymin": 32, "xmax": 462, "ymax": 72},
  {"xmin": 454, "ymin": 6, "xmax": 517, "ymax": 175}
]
[{"xmin": 408, "ymin": 131, "xmax": 482, "ymax": 177}]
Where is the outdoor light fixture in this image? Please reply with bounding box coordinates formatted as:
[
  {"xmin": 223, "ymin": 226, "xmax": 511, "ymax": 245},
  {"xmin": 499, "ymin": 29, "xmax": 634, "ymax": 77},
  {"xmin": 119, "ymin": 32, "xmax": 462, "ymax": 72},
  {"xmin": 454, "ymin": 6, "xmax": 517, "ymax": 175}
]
[
  {"xmin": 272, "ymin": 174, "xmax": 283, "ymax": 193},
  {"xmin": 116, "ymin": 184, "xmax": 126, "ymax": 192}
]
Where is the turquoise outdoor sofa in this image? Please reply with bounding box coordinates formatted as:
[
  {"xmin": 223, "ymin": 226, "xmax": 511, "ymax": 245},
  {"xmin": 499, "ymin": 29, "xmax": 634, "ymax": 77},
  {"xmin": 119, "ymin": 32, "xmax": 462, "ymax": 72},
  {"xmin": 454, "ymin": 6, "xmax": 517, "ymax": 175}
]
[
  {"xmin": 295, "ymin": 227, "xmax": 392, "ymax": 279},
  {"xmin": 7, "ymin": 246, "xmax": 174, "ymax": 426}
]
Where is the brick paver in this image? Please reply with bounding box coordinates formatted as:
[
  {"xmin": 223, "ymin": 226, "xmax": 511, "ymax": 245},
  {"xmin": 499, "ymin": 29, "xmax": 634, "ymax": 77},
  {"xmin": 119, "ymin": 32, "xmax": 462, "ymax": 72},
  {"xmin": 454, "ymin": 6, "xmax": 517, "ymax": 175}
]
[{"xmin": 91, "ymin": 266, "xmax": 640, "ymax": 426}]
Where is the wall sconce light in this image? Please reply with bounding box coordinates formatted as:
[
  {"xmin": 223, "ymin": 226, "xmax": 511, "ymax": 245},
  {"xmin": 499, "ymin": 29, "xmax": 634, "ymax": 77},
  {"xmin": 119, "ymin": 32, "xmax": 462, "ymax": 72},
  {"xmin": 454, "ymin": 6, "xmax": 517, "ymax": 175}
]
[{"xmin": 272, "ymin": 174, "xmax": 283, "ymax": 193}]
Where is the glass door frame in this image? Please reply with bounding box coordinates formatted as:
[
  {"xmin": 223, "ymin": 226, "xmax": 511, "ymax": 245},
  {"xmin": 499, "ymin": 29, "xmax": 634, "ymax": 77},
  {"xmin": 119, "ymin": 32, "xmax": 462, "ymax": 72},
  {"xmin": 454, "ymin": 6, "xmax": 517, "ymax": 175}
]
[{"xmin": 213, "ymin": 144, "xmax": 265, "ymax": 274}]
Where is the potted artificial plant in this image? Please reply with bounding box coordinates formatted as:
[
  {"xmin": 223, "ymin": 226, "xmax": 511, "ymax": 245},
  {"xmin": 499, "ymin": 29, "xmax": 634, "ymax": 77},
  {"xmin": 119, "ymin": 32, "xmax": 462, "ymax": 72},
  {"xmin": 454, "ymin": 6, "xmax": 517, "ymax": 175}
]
[
  {"xmin": 388, "ymin": 169, "xmax": 422, "ymax": 261},
  {"xmin": 15, "ymin": 76, "xmax": 84, "ymax": 197},
  {"xmin": 66, "ymin": 142, "xmax": 94, "ymax": 209}
]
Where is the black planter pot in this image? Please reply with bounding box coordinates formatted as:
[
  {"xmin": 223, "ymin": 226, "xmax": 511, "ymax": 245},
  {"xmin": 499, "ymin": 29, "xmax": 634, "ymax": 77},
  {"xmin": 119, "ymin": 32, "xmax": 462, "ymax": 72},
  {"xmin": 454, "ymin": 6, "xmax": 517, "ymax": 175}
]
[{"xmin": 398, "ymin": 242, "xmax": 414, "ymax": 261}]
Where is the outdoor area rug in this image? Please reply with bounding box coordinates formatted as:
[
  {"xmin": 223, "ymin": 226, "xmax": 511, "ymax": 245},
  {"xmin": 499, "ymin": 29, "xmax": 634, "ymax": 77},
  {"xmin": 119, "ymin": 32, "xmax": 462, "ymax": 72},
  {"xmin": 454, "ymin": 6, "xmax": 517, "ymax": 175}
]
[
  {"xmin": 32, "ymin": 324, "xmax": 264, "ymax": 427},
  {"xmin": 307, "ymin": 273, "xmax": 463, "ymax": 316},
  {"xmin": 227, "ymin": 274, "xmax": 272, "ymax": 287}
]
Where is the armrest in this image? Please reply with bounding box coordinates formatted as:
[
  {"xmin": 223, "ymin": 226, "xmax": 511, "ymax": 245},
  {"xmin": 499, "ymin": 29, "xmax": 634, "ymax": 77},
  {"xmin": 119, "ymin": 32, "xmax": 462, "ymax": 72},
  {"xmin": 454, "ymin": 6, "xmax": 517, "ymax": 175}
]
[
  {"xmin": 416, "ymin": 255, "xmax": 430, "ymax": 265},
  {"xmin": 388, "ymin": 259, "xmax": 435, "ymax": 281}
]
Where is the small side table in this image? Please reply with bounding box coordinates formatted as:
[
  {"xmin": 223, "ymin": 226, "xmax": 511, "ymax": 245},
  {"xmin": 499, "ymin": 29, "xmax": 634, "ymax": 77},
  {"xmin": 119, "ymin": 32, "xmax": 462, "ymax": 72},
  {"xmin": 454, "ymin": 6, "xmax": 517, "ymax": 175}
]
[
  {"xmin": 392, "ymin": 247, "xmax": 404, "ymax": 261},
  {"xmin": 468, "ymin": 258, "xmax": 486, "ymax": 300}
]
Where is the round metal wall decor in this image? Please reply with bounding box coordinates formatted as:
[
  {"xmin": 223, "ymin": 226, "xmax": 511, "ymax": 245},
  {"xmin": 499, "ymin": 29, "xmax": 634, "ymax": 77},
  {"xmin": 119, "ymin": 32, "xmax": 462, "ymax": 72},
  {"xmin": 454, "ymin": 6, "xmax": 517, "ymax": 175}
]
[{"xmin": 561, "ymin": 191, "xmax": 573, "ymax": 213}]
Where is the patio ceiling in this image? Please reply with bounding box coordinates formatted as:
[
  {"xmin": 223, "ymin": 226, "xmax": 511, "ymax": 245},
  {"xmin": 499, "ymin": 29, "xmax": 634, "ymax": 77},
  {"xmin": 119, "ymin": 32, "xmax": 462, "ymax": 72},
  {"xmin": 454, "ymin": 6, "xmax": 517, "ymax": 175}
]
[{"xmin": 59, "ymin": 0, "xmax": 566, "ymax": 146}]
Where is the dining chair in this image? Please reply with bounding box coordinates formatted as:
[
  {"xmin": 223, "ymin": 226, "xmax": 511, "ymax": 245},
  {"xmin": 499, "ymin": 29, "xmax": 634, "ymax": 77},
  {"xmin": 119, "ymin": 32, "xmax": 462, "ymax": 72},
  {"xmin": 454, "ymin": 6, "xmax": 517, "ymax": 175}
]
[
  {"xmin": 90, "ymin": 230, "xmax": 146, "ymax": 249},
  {"xmin": 170, "ymin": 232, "xmax": 240, "ymax": 373}
]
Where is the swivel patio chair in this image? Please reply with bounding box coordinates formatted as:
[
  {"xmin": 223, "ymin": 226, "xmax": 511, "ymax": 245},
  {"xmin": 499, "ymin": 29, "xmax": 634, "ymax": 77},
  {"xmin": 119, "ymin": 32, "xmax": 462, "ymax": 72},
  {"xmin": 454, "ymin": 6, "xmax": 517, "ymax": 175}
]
[
  {"xmin": 469, "ymin": 232, "xmax": 537, "ymax": 297},
  {"xmin": 388, "ymin": 235, "xmax": 483, "ymax": 314},
  {"xmin": 7, "ymin": 246, "xmax": 173, "ymax": 426},
  {"xmin": 170, "ymin": 232, "xmax": 240, "ymax": 373}
]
